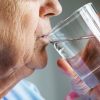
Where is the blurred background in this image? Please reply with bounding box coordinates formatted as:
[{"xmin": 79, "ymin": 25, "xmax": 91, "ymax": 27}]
[{"xmin": 26, "ymin": 0, "xmax": 100, "ymax": 100}]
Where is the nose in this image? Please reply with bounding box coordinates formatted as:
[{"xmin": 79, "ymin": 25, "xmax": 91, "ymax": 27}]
[{"xmin": 39, "ymin": 0, "xmax": 62, "ymax": 18}]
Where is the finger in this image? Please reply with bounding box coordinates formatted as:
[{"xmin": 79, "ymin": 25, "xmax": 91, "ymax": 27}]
[
  {"xmin": 57, "ymin": 58, "xmax": 76, "ymax": 77},
  {"xmin": 89, "ymin": 85, "xmax": 100, "ymax": 100}
]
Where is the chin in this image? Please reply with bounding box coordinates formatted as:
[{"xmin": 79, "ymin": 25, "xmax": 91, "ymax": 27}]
[
  {"xmin": 35, "ymin": 49, "xmax": 48, "ymax": 69},
  {"xmin": 26, "ymin": 49, "xmax": 48, "ymax": 69}
]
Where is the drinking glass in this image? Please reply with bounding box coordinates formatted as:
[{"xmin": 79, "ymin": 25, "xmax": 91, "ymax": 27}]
[{"xmin": 49, "ymin": 3, "xmax": 100, "ymax": 94}]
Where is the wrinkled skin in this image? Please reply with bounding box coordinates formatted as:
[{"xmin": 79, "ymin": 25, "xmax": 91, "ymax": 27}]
[{"xmin": 0, "ymin": 0, "xmax": 62, "ymax": 97}]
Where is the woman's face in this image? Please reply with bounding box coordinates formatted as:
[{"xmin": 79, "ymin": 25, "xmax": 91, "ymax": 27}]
[{"xmin": 0, "ymin": 0, "xmax": 62, "ymax": 76}]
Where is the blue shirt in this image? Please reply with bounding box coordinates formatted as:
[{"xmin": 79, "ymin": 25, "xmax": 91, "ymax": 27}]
[
  {"xmin": 1, "ymin": 80, "xmax": 94, "ymax": 100},
  {"xmin": 2, "ymin": 80, "xmax": 45, "ymax": 100}
]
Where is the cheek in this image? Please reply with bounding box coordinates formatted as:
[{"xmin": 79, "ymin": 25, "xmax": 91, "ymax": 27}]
[
  {"xmin": 16, "ymin": 1, "xmax": 40, "ymax": 59},
  {"xmin": 20, "ymin": 13, "xmax": 40, "ymax": 63},
  {"xmin": 21, "ymin": 13, "xmax": 39, "ymax": 34},
  {"xmin": 20, "ymin": 1, "xmax": 40, "ymax": 36},
  {"xmin": 21, "ymin": 13, "xmax": 39, "ymax": 53}
]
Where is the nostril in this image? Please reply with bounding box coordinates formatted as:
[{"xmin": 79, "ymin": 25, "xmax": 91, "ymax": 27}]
[
  {"xmin": 39, "ymin": 1, "xmax": 62, "ymax": 18},
  {"xmin": 45, "ymin": 13, "xmax": 55, "ymax": 17}
]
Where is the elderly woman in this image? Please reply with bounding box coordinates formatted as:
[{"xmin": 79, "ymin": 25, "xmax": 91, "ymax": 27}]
[
  {"xmin": 0, "ymin": 0, "xmax": 62, "ymax": 99},
  {"xmin": 0, "ymin": 0, "xmax": 100, "ymax": 100}
]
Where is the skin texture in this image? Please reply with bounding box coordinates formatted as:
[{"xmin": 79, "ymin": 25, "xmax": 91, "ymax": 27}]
[{"xmin": 0, "ymin": 0, "xmax": 62, "ymax": 98}]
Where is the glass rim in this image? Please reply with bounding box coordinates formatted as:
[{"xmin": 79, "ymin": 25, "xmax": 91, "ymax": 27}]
[{"xmin": 49, "ymin": 2, "xmax": 93, "ymax": 36}]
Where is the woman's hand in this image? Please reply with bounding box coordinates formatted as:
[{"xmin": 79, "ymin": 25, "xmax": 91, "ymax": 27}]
[{"xmin": 57, "ymin": 58, "xmax": 100, "ymax": 100}]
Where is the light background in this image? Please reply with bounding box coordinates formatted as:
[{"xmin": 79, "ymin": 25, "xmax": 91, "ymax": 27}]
[{"xmin": 26, "ymin": 0, "xmax": 100, "ymax": 100}]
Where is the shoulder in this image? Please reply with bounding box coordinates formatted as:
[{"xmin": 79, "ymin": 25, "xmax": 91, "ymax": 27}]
[{"xmin": 2, "ymin": 80, "xmax": 45, "ymax": 100}]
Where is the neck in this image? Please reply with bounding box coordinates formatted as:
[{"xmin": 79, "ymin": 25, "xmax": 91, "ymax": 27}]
[
  {"xmin": 0, "ymin": 71, "xmax": 19, "ymax": 98},
  {"xmin": 0, "ymin": 65, "xmax": 33, "ymax": 98}
]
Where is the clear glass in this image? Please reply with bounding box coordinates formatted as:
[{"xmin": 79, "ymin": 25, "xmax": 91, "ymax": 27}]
[{"xmin": 49, "ymin": 3, "xmax": 100, "ymax": 94}]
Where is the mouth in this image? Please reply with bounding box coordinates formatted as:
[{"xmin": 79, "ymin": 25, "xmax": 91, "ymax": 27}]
[
  {"xmin": 37, "ymin": 33, "xmax": 50, "ymax": 45},
  {"xmin": 34, "ymin": 34, "xmax": 50, "ymax": 52}
]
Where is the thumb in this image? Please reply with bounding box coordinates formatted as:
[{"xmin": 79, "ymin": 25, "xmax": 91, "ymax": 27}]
[{"xmin": 57, "ymin": 58, "xmax": 76, "ymax": 77}]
